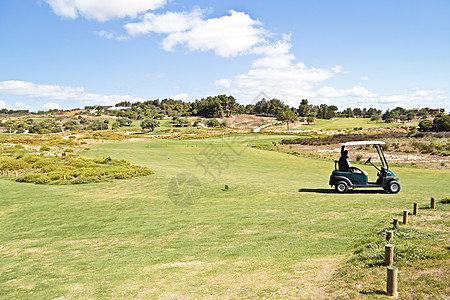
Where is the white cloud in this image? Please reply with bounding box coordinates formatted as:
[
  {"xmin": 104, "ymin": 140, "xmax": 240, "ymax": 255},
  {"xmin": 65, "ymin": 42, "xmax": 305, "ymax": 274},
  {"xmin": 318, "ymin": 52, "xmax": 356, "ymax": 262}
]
[
  {"xmin": 332, "ymin": 65, "xmax": 343, "ymax": 73},
  {"xmin": 0, "ymin": 99, "xmax": 33, "ymax": 111},
  {"xmin": 215, "ymin": 38, "xmax": 337, "ymax": 105},
  {"xmin": 315, "ymin": 85, "xmax": 447, "ymax": 109},
  {"xmin": 126, "ymin": 10, "xmax": 267, "ymax": 57},
  {"xmin": 42, "ymin": 102, "xmax": 63, "ymax": 110},
  {"xmin": 169, "ymin": 93, "xmax": 190, "ymax": 101},
  {"xmin": 45, "ymin": 0, "xmax": 166, "ymax": 21},
  {"xmin": 0, "ymin": 80, "xmax": 145, "ymax": 107},
  {"xmin": 317, "ymin": 82, "xmax": 378, "ymax": 99},
  {"xmin": 379, "ymin": 89, "xmax": 446, "ymax": 106},
  {"xmin": 214, "ymin": 35, "xmax": 449, "ymax": 110},
  {"xmin": 95, "ymin": 30, "xmax": 129, "ymax": 41},
  {"xmin": 214, "ymin": 79, "xmax": 232, "ymax": 89},
  {"xmin": 0, "ymin": 99, "xmax": 12, "ymax": 110},
  {"xmin": 15, "ymin": 102, "xmax": 34, "ymax": 111},
  {"xmin": 125, "ymin": 8, "xmax": 205, "ymax": 35}
]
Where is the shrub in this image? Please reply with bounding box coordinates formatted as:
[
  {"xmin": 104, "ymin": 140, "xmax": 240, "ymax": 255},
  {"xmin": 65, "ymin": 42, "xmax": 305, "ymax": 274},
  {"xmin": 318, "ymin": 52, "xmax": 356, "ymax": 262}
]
[
  {"xmin": 17, "ymin": 173, "xmax": 51, "ymax": 184},
  {"xmin": 93, "ymin": 157, "xmax": 112, "ymax": 165},
  {"xmin": 35, "ymin": 174, "xmax": 51, "ymax": 184},
  {"xmin": 9, "ymin": 154, "xmax": 153, "ymax": 185},
  {"xmin": 419, "ymin": 119, "xmax": 433, "ymax": 132},
  {"xmin": 206, "ymin": 119, "xmax": 221, "ymax": 128},
  {"xmin": 32, "ymin": 158, "xmax": 53, "ymax": 169},
  {"xmin": 41, "ymin": 163, "xmax": 58, "ymax": 173},
  {"xmin": 114, "ymin": 173, "xmax": 127, "ymax": 179},
  {"xmin": 66, "ymin": 157, "xmax": 97, "ymax": 168},
  {"xmin": 20, "ymin": 155, "xmax": 42, "ymax": 164},
  {"xmin": 1, "ymin": 159, "xmax": 31, "ymax": 171},
  {"xmin": 433, "ymin": 115, "xmax": 450, "ymax": 132},
  {"xmin": 47, "ymin": 171, "xmax": 71, "ymax": 181}
]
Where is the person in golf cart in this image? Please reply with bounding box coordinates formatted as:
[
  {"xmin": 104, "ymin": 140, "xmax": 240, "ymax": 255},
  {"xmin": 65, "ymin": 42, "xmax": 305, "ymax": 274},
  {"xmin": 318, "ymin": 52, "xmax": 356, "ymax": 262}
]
[{"xmin": 329, "ymin": 141, "xmax": 400, "ymax": 193}]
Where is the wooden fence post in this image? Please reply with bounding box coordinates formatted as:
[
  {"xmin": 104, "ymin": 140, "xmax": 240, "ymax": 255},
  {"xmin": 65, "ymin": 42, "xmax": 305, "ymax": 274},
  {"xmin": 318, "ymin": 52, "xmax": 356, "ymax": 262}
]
[
  {"xmin": 413, "ymin": 203, "xmax": 418, "ymax": 216},
  {"xmin": 393, "ymin": 218, "xmax": 399, "ymax": 229},
  {"xmin": 386, "ymin": 230, "xmax": 394, "ymax": 241},
  {"xmin": 431, "ymin": 197, "xmax": 436, "ymax": 209},
  {"xmin": 385, "ymin": 244, "xmax": 394, "ymax": 266},
  {"xmin": 403, "ymin": 210, "xmax": 408, "ymax": 225},
  {"xmin": 386, "ymin": 266, "xmax": 398, "ymax": 296}
]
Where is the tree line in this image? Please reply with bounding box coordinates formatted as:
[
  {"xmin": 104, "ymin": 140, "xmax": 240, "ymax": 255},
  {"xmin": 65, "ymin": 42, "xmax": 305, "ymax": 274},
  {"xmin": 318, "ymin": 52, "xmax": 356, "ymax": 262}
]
[{"xmin": 1, "ymin": 95, "xmax": 447, "ymax": 133}]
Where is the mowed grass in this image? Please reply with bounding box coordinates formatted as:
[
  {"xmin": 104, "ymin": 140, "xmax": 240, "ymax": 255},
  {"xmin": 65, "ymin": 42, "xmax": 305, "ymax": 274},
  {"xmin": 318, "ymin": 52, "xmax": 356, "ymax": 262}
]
[
  {"xmin": 298, "ymin": 117, "xmax": 418, "ymax": 131},
  {"xmin": 0, "ymin": 134, "xmax": 448, "ymax": 298}
]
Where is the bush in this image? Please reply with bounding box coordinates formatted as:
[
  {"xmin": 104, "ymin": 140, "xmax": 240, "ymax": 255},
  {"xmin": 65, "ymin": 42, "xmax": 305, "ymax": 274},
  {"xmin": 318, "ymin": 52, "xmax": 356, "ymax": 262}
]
[
  {"xmin": 1, "ymin": 159, "xmax": 31, "ymax": 171},
  {"xmin": 433, "ymin": 115, "xmax": 450, "ymax": 132},
  {"xmin": 32, "ymin": 157, "xmax": 53, "ymax": 169},
  {"xmin": 419, "ymin": 119, "xmax": 433, "ymax": 132},
  {"xmin": 66, "ymin": 157, "xmax": 97, "ymax": 168},
  {"xmin": 93, "ymin": 157, "xmax": 112, "ymax": 165},
  {"xmin": 47, "ymin": 171, "xmax": 71, "ymax": 181},
  {"xmin": 206, "ymin": 119, "xmax": 221, "ymax": 128},
  {"xmin": 19, "ymin": 155, "xmax": 41, "ymax": 164},
  {"xmin": 40, "ymin": 163, "xmax": 58, "ymax": 173},
  {"xmin": 17, "ymin": 173, "xmax": 51, "ymax": 184},
  {"xmin": 6, "ymin": 154, "xmax": 153, "ymax": 185}
]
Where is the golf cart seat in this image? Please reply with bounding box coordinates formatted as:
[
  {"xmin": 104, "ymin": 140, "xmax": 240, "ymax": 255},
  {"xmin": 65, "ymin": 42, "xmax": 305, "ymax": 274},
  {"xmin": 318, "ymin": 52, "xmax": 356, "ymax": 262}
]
[
  {"xmin": 337, "ymin": 158, "xmax": 368, "ymax": 175},
  {"xmin": 338, "ymin": 158, "xmax": 351, "ymax": 172}
]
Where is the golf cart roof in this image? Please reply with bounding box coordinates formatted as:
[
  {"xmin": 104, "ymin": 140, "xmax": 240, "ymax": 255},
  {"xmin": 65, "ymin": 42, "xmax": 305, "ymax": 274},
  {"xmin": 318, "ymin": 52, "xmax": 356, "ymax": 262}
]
[{"xmin": 341, "ymin": 141, "xmax": 386, "ymax": 147}]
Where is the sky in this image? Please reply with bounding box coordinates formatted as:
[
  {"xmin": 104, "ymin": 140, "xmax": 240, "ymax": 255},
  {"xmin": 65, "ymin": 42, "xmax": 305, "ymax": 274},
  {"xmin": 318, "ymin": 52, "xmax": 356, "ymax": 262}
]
[{"xmin": 0, "ymin": 0, "xmax": 449, "ymax": 112}]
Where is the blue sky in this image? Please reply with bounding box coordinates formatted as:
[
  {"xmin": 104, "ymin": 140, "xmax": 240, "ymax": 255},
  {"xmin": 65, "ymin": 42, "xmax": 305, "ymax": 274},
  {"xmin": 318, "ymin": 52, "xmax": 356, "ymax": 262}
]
[{"xmin": 0, "ymin": 0, "xmax": 449, "ymax": 112}]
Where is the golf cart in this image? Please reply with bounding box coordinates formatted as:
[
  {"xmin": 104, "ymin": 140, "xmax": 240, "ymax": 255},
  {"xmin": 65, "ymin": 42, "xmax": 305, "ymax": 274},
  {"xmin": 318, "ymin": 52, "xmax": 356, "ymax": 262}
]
[{"xmin": 329, "ymin": 141, "xmax": 400, "ymax": 193}]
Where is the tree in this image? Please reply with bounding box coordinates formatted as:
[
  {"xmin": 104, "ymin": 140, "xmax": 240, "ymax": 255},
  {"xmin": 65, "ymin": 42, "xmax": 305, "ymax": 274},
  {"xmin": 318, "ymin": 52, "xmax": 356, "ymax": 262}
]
[
  {"xmin": 432, "ymin": 115, "xmax": 450, "ymax": 131},
  {"xmin": 418, "ymin": 119, "xmax": 433, "ymax": 132},
  {"xmin": 370, "ymin": 114, "xmax": 380, "ymax": 122},
  {"xmin": 306, "ymin": 116, "xmax": 315, "ymax": 124},
  {"xmin": 298, "ymin": 99, "xmax": 312, "ymax": 117},
  {"xmin": 353, "ymin": 108, "xmax": 362, "ymax": 117},
  {"xmin": 316, "ymin": 104, "xmax": 336, "ymax": 119},
  {"xmin": 117, "ymin": 117, "xmax": 132, "ymax": 127},
  {"xmin": 205, "ymin": 118, "xmax": 221, "ymax": 127},
  {"xmin": 140, "ymin": 119, "xmax": 160, "ymax": 131},
  {"xmin": 406, "ymin": 111, "xmax": 415, "ymax": 121},
  {"xmin": 277, "ymin": 110, "xmax": 297, "ymax": 131},
  {"xmin": 63, "ymin": 120, "xmax": 80, "ymax": 131}
]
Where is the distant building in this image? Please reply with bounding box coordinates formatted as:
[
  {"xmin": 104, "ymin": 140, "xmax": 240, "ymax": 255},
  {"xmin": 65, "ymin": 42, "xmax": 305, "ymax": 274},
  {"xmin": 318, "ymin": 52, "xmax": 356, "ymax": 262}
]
[{"xmin": 428, "ymin": 108, "xmax": 440, "ymax": 115}]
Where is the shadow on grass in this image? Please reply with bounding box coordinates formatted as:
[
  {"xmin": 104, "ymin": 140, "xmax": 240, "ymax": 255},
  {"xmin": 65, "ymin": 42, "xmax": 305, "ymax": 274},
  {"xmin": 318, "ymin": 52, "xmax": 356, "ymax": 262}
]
[
  {"xmin": 359, "ymin": 290, "xmax": 386, "ymax": 295},
  {"xmin": 298, "ymin": 188, "xmax": 386, "ymax": 194}
]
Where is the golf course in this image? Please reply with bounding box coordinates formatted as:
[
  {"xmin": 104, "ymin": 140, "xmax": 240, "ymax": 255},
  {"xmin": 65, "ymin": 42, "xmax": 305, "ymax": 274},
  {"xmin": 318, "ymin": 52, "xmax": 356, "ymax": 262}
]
[{"xmin": 1, "ymin": 134, "xmax": 448, "ymax": 298}]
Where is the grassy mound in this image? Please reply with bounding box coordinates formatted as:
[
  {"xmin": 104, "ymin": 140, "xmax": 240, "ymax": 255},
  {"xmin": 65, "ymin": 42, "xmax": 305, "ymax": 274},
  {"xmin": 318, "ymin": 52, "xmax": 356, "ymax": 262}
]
[{"xmin": 0, "ymin": 155, "xmax": 153, "ymax": 184}]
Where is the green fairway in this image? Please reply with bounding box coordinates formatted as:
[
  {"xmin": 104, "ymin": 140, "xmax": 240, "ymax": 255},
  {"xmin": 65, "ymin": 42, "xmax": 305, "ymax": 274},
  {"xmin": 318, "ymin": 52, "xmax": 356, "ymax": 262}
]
[
  {"xmin": 297, "ymin": 117, "xmax": 417, "ymax": 131},
  {"xmin": 0, "ymin": 135, "xmax": 448, "ymax": 298}
]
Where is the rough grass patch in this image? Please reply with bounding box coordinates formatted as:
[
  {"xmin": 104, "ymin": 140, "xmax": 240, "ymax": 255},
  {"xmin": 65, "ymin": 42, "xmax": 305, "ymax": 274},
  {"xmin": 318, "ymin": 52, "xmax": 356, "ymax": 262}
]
[{"xmin": 9, "ymin": 155, "xmax": 153, "ymax": 184}]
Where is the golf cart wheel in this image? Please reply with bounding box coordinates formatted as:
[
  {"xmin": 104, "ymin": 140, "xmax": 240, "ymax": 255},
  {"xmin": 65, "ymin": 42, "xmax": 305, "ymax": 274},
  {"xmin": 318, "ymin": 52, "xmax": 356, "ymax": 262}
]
[
  {"xmin": 335, "ymin": 181, "xmax": 349, "ymax": 193},
  {"xmin": 387, "ymin": 180, "xmax": 401, "ymax": 194}
]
